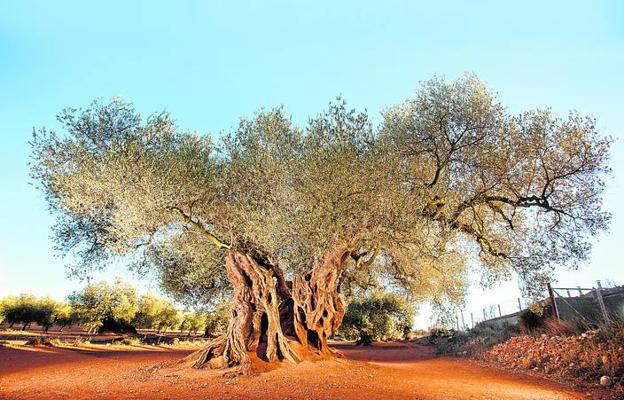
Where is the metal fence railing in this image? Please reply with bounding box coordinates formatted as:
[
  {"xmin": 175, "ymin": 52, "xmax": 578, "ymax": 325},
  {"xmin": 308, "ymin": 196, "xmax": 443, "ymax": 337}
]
[
  {"xmin": 548, "ymin": 280, "xmax": 623, "ymax": 326},
  {"xmin": 446, "ymin": 280, "xmax": 624, "ymax": 332},
  {"xmin": 449, "ymin": 297, "xmax": 530, "ymax": 331}
]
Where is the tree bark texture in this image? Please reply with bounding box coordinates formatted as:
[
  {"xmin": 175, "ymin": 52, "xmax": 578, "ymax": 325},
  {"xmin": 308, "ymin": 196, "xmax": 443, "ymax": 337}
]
[{"xmin": 190, "ymin": 247, "xmax": 349, "ymax": 374}]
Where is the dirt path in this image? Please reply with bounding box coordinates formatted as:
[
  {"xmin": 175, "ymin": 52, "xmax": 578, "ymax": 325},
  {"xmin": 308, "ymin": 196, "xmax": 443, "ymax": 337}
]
[{"xmin": 0, "ymin": 342, "xmax": 584, "ymax": 400}]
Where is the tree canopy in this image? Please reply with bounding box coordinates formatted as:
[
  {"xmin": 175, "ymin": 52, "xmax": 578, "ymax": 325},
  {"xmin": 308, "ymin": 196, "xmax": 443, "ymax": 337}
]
[{"xmin": 32, "ymin": 73, "xmax": 611, "ymax": 308}]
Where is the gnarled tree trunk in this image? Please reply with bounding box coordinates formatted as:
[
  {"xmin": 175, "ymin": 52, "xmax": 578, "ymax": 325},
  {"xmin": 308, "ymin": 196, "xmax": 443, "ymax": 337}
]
[
  {"xmin": 291, "ymin": 247, "xmax": 348, "ymax": 355},
  {"xmin": 189, "ymin": 247, "xmax": 350, "ymax": 374}
]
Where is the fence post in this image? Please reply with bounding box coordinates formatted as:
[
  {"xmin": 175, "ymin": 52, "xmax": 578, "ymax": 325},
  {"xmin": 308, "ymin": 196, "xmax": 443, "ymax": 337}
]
[
  {"xmin": 595, "ymin": 280, "xmax": 611, "ymax": 324},
  {"xmin": 577, "ymin": 286, "xmax": 582, "ymax": 296},
  {"xmin": 460, "ymin": 310, "xmax": 466, "ymax": 330},
  {"xmin": 483, "ymin": 308, "xmax": 486, "ymax": 321},
  {"xmin": 517, "ymin": 298, "xmax": 522, "ymax": 312},
  {"xmin": 470, "ymin": 312, "xmax": 474, "ymax": 328},
  {"xmin": 497, "ymin": 304, "xmax": 502, "ymax": 317},
  {"xmin": 547, "ymin": 282, "xmax": 560, "ymax": 321}
]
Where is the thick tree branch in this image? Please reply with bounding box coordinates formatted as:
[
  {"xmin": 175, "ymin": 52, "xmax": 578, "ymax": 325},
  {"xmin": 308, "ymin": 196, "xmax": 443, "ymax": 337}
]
[{"xmin": 168, "ymin": 207, "xmax": 231, "ymax": 249}]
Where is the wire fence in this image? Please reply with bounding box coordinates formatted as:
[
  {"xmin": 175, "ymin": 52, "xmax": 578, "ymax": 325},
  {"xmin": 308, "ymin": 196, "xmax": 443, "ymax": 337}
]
[
  {"xmin": 444, "ymin": 280, "xmax": 624, "ymax": 332},
  {"xmin": 549, "ymin": 281, "xmax": 624, "ymax": 326},
  {"xmin": 449, "ymin": 297, "xmax": 530, "ymax": 331}
]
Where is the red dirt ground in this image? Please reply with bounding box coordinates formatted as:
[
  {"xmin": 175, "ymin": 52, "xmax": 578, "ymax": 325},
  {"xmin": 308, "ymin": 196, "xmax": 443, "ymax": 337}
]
[{"xmin": 0, "ymin": 341, "xmax": 587, "ymax": 400}]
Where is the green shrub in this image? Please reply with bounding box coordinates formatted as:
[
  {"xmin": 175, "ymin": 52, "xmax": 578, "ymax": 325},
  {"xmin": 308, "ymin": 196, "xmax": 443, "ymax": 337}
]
[
  {"xmin": 119, "ymin": 337, "xmax": 142, "ymax": 346},
  {"xmin": 25, "ymin": 337, "xmax": 53, "ymax": 346},
  {"xmin": 519, "ymin": 309, "xmax": 544, "ymax": 332},
  {"xmin": 71, "ymin": 337, "xmax": 90, "ymax": 346},
  {"xmin": 432, "ymin": 321, "xmax": 520, "ymax": 356}
]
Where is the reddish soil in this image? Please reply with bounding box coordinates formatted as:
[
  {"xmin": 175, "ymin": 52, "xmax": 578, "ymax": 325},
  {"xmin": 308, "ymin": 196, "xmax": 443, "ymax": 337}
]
[{"xmin": 0, "ymin": 341, "xmax": 585, "ymax": 400}]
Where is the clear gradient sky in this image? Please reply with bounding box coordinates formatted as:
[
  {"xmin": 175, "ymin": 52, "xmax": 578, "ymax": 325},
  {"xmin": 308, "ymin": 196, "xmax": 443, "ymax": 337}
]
[{"xmin": 1, "ymin": 1, "xmax": 623, "ymax": 327}]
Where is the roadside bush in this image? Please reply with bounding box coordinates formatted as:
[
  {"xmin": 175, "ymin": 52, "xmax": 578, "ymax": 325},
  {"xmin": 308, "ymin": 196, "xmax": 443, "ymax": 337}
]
[
  {"xmin": 338, "ymin": 291, "xmax": 414, "ymax": 345},
  {"xmin": 429, "ymin": 327, "xmax": 454, "ymax": 339},
  {"xmin": 25, "ymin": 337, "xmax": 54, "ymax": 346},
  {"xmin": 432, "ymin": 322, "xmax": 520, "ymax": 356},
  {"xmin": 542, "ymin": 317, "xmax": 584, "ymax": 336},
  {"xmin": 71, "ymin": 337, "xmax": 90, "ymax": 346},
  {"xmin": 118, "ymin": 337, "xmax": 142, "ymax": 346},
  {"xmin": 519, "ymin": 308, "xmax": 544, "ymax": 332}
]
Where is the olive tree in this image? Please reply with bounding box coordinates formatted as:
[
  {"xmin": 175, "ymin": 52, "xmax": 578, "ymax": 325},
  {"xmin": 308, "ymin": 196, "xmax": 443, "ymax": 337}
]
[
  {"xmin": 52, "ymin": 301, "xmax": 78, "ymax": 331},
  {"xmin": 31, "ymin": 74, "xmax": 611, "ymax": 374},
  {"xmin": 179, "ymin": 311, "xmax": 207, "ymax": 335},
  {"xmin": 339, "ymin": 292, "xmax": 414, "ymax": 345},
  {"xmin": 68, "ymin": 279, "xmax": 139, "ymax": 333},
  {"xmin": 133, "ymin": 293, "xmax": 176, "ymax": 331},
  {"xmin": 34, "ymin": 297, "xmax": 59, "ymax": 332},
  {"xmin": 2, "ymin": 294, "xmax": 39, "ymax": 330},
  {"xmin": 203, "ymin": 301, "xmax": 229, "ymax": 337},
  {"xmin": 155, "ymin": 302, "xmax": 182, "ymax": 332}
]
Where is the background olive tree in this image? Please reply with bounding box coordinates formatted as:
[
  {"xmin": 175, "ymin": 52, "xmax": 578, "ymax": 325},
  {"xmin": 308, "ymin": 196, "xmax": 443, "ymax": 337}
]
[
  {"xmin": 2, "ymin": 294, "xmax": 39, "ymax": 330},
  {"xmin": 132, "ymin": 293, "xmax": 182, "ymax": 332},
  {"xmin": 338, "ymin": 291, "xmax": 414, "ymax": 345},
  {"xmin": 68, "ymin": 278, "xmax": 139, "ymax": 333}
]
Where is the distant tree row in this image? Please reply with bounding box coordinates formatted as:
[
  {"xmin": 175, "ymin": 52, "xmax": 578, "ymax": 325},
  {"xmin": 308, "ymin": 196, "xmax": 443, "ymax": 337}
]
[
  {"xmin": 1, "ymin": 280, "xmax": 410, "ymax": 344},
  {"xmin": 0, "ymin": 294, "xmax": 75, "ymax": 332},
  {"xmin": 0, "ymin": 278, "xmax": 228, "ymax": 335}
]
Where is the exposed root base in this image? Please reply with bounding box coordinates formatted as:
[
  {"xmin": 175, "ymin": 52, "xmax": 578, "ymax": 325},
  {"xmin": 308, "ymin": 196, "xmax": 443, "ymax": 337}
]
[{"xmin": 189, "ymin": 248, "xmax": 350, "ymax": 374}]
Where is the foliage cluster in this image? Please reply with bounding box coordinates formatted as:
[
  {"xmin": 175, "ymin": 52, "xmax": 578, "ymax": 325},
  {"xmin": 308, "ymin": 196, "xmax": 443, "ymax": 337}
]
[
  {"xmin": 338, "ymin": 291, "xmax": 414, "ymax": 344},
  {"xmin": 68, "ymin": 278, "xmax": 139, "ymax": 333}
]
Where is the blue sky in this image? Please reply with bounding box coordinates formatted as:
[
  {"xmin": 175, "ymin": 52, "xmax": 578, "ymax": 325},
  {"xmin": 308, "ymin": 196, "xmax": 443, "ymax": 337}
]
[{"xmin": 1, "ymin": 1, "xmax": 623, "ymax": 326}]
